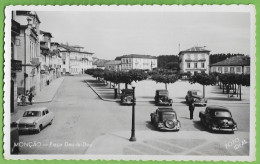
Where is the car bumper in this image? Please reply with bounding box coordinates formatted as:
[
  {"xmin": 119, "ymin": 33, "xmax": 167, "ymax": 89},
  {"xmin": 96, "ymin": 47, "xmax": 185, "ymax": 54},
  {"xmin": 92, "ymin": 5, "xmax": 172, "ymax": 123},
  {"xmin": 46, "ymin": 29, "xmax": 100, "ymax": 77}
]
[
  {"xmin": 157, "ymin": 125, "xmax": 180, "ymax": 131},
  {"xmin": 157, "ymin": 102, "xmax": 172, "ymax": 105},
  {"xmin": 212, "ymin": 127, "xmax": 238, "ymax": 131},
  {"xmin": 18, "ymin": 127, "xmax": 38, "ymax": 131},
  {"xmin": 121, "ymin": 101, "xmax": 133, "ymax": 105}
]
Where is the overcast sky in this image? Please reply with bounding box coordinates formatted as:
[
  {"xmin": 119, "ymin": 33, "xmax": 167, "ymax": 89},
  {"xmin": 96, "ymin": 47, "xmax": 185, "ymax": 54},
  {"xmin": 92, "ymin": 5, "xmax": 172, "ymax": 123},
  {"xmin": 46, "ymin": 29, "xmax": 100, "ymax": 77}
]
[{"xmin": 37, "ymin": 11, "xmax": 250, "ymax": 60}]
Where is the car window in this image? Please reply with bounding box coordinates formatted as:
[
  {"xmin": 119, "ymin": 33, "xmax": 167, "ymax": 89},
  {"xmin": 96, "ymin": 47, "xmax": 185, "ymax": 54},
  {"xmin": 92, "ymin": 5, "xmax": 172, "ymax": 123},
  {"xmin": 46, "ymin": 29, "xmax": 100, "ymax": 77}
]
[
  {"xmin": 23, "ymin": 111, "xmax": 41, "ymax": 117},
  {"xmin": 215, "ymin": 111, "xmax": 231, "ymax": 117},
  {"xmin": 42, "ymin": 111, "xmax": 45, "ymax": 116},
  {"xmin": 45, "ymin": 110, "xmax": 49, "ymax": 114}
]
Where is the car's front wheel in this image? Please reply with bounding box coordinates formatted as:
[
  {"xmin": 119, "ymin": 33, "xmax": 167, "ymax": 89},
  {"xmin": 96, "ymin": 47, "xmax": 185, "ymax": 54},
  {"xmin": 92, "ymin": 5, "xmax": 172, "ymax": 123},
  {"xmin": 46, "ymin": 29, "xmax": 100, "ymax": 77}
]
[{"xmin": 37, "ymin": 125, "xmax": 43, "ymax": 133}]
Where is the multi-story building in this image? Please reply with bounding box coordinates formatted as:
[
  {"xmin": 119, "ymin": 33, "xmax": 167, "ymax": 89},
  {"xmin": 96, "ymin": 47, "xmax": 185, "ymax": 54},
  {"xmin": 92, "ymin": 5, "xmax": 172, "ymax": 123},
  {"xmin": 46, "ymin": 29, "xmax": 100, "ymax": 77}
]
[
  {"xmin": 210, "ymin": 56, "xmax": 250, "ymax": 74},
  {"xmin": 104, "ymin": 60, "xmax": 121, "ymax": 71},
  {"xmin": 178, "ymin": 46, "xmax": 210, "ymax": 74},
  {"xmin": 15, "ymin": 11, "xmax": 41, "ymax": 96},
  {"xmin": 50, "ymin": 42, "xmax": 62, "ymax": 79},
  {"xmin": 59, "ymin": 43, "xmax": 94, "ymax": 74},
  {"xmin": 119, "ymin": 54, "xmax": 157, "ymax": 71},
  {"xmin": 11, "ymin": 12, "xmax": 22, "ymax": 113}
]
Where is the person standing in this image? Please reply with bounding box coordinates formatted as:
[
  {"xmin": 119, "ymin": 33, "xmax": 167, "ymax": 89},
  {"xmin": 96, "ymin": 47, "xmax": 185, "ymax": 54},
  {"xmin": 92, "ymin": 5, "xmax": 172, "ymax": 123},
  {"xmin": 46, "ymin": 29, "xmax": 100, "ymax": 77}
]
[
  {"xmin": 189, "ymin": 99, "xmax": 195, "ymax": 120},
  {"xmin": 28, "ymin": 91, "xmax": 34, "ymax": 105}
]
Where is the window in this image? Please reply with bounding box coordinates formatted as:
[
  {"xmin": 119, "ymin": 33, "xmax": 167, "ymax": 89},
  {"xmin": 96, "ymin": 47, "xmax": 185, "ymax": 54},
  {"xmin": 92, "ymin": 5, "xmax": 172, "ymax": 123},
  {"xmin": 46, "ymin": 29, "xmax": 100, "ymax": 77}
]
[
  {"xmin": 187, "ymin": 63, "xmax": 190, "ymax": 68},
  {"xmin": 245, "ymin": 67, "xmax": 250, "ymax": 74},
  {"xmin": 63, "ymin": 61, "xmax": 65, "ymax": 65},
  {"xmin": 201, "ymin": 63, "xmax": 205, "ymax": 68},
  {"xmin": 194, "ymin": 63, "xmax": 198, "ymax": 68},
  {"xmin": 45, "ymin": 110, "xmax": 49, "ymax": 114},
  {"xmin": 218, "ymin": 67, "xmax": 222, "ymax": 73},
  {"xmin": 42, "ymin": 111, "xmax": 46, "ymax": 116},
  {"xmin": 236, "ymin": 67, "xmax": 241, "ymax": 73},
  {"xmin": 230, "ymin": 67, "xmax": 235, "ymax": 73},
  {"xmin": 224, "ymin": 67, "xmax": 228, "ymax": 73}
]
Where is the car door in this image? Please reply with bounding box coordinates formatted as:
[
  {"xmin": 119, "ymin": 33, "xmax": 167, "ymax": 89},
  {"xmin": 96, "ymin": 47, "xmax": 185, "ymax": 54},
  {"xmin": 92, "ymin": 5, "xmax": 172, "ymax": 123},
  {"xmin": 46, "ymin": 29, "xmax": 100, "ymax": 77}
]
[
  {"xmin": 45, "ymin": 109, "xmax": 52, "ymax": 124},
  {"xmin": 41, "ymin": 110, "xmax": 48, "ymax": 126},
  {"xmin": 205, "ymin": 109, "xmax": 212, "ymax": 125}
]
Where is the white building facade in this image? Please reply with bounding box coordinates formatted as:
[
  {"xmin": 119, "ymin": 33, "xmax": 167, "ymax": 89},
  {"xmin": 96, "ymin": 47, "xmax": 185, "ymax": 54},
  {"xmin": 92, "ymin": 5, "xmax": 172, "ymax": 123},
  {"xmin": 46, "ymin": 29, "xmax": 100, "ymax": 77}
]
[
  {"xmin": 179, "ymin": 47, "xmax": 210, "ymax": 74},
  {"xmin": 120, "ymin": 54, "xmax": 157, "ymax": 71}
]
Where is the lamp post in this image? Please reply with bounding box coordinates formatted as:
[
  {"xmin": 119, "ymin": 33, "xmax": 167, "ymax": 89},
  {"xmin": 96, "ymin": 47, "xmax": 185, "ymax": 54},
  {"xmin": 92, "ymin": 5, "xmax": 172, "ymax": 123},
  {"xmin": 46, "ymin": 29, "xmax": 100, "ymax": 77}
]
[{"xmin": 129, "ymin": 81, "xmax": 136, "ymax": 142}]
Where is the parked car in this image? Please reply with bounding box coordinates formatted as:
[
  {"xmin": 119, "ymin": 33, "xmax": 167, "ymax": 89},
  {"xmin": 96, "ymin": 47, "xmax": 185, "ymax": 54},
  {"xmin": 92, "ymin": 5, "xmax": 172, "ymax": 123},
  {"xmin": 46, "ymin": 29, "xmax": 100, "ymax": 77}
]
[
  {"xmin": 185, "ymin": 90, "xmax": 207, "ymax": 106},
  {"xmin": 16, "ymin": 107, "xmax": 54, "ymax": 133},
  {"xmin": 154, "ymin": 90, "xmax": 173, "ymax": 106},
  {"xmin": 10, "ymin": 122, "xmax": 19, "ymax": 154},
  {"xmin": 150, "ymin": 107, "xmax": 180, "ymax": 131},
  {"xmin": 199, "ymin": 105, "xmax": 237, "ymax": 133},
  {"xmin": 120, "ymin": 89, "xmax": 134, "ymax": 105}
]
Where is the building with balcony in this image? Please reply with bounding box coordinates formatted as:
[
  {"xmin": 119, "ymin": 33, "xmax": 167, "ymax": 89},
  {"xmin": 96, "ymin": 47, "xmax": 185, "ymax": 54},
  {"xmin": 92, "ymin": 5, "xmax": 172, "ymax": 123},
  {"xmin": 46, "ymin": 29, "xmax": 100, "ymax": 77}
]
[
  {"xmin": 59, "ymin": 43, "xmax": 94, "ymax": 74},
  {"xmin": 210, "ymin": 56, "xmax": 250, "ymax": 74},
  {"xmin": 15, "ymin": 11, "xmax": 41, "ymax": 96},
  {"xmin": 11, "ymin": 12, "xmax": 22, "ymax": 113},
  {"xmin": 118, "ymin": 54, "xmax": 157, "ymax": 71},
  {"xmin": 178, "ymin": 46, "xmax": 210, "ymax": 74},
  {"xmin": 104, "ymin": 60, "xmax": 121, "ymax": 71}
]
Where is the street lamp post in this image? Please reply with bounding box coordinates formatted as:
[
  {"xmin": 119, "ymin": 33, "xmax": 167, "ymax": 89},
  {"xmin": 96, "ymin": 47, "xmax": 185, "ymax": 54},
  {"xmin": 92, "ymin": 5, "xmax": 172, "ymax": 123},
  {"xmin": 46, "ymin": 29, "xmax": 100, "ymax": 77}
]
[{"xmin": 129, "ymin": 82, "xmax": 136, "ymax": 142}]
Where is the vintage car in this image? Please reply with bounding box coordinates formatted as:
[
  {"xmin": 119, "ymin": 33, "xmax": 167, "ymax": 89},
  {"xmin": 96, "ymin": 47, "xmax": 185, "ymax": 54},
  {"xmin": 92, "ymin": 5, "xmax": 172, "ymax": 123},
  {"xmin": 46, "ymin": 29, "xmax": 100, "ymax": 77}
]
[
  {"xmin": 150, "ymin": 107, "xmax": 180, "ymax": 131},
  {"xmin": 154, "ymin": 90, "xmax": 173, "ymax": 106},
  {"xmin": 10, "ymin": 122, "xmax": 19, "ymax": 154},
  {"xmin": 199, "ymin": 105, "xmax": 238, "ymax": 132},
  {"xmin": 16, "ymin": 107, "xmax": 54, "ymax": 133},
  {"xmin": 185, "ymin": 90, "xmax": 207, "ymax": 106},
  {"xmin": 120, "ymin": 89, "xmax": 135, "ymax": 105}
]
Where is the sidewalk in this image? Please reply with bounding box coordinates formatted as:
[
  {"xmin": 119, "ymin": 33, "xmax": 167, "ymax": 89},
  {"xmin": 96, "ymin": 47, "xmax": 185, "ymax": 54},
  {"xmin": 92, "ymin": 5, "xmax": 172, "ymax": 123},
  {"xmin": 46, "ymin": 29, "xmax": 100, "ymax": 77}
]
[
  {"xmin": 34, "ymin": 77, "xmax": 64, "ymax": 103},
  {"xmin": 11, "ymin": 77, "xmax": 64, "ymax": 122},
  {"xmin": 86, "ymin": 130, "xmax": 249, "ymax": 156},
  {"xmin": 85, "ymin": 76, "xmax": 250, "ymax": 104}
]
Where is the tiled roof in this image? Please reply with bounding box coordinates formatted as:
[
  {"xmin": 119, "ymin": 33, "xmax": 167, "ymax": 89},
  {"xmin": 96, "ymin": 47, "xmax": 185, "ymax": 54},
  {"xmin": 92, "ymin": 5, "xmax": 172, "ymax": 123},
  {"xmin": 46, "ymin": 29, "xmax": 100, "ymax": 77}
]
[
  {"xmin": 211, "ymin": 56, "xmax": 250, "ymax": 66},
  {"xmin": 105, "ymin": 60, "xmax": 121, "ymax": 65},
  {"xmin": 179, "ymin": 46, "xmax": 210, "ymax": 55},
  {"xmin": 59, "ymin": 43, "xmax": 94, "ymax": 54},
  {"xmin": 40, "ymin": 30, "xmax": 53, "ymax": 38},
  {"xmin": 93, "ymin": 59, "xmax": 110, "ymax": 67},
  {"xmin": 119, "ymin": 54, "xmax": 157, "ymax": 59}
]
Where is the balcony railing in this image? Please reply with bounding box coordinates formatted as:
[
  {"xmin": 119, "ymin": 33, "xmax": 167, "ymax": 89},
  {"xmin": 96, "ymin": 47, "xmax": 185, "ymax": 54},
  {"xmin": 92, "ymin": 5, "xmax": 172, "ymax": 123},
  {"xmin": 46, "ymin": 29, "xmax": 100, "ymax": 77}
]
[{"xmin": 11, "ymin": 59, "xmax": 22, "ymax": 71}]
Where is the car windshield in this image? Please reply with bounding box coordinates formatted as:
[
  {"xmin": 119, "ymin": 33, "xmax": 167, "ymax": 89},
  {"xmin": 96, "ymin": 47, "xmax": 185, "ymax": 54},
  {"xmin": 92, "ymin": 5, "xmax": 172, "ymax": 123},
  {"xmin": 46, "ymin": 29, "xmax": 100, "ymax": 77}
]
[
  {"xmin": 162, "ymin": 113, "xmax": 176, "ymax": 119},
  {"xmin": 158, "ymin": 91, "xmax": 168, "ymax": 96},
  {"xmin": 214, "ymin": 111, "xmax": 231, "ymax": 117},
  {"xmin": 23, "ymin": 111, "xmax": 41, "ymax": 117},
  {"xmin": 191, "ymin": 91, "xmax": 202, "ymax": 96},
  {"xmin": 123, "ymin": 91, "xmax": 133, "ymax": 95}
]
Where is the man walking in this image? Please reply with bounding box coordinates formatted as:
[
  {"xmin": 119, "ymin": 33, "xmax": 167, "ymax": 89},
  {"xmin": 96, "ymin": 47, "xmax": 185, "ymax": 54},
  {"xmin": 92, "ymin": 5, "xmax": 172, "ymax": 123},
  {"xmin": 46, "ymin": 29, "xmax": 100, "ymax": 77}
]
[
  {"xmin": 28, "ymin": 91, "xmax": 34, "ymax": 105},
  {"xmin": 189, "ymin": 99, "xmax": 195, "ymax": 120}
]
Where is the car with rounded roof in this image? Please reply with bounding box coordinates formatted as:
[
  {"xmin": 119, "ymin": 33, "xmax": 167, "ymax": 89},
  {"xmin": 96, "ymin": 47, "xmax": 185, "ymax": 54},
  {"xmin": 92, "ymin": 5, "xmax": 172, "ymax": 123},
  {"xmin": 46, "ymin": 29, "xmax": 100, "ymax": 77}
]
[
  {"xmin": 150, "ymin": 107, "xmax": 180, "ymax": 131},
  {"xmin": 154, "ymin": 90, "xmax": 173, "ymax": 106},
  {"xmin": 199, "ymin": 105, "xmax": 237, "ymax": 133},
  {"xmin": 185, "ymin": 90, "xmax": 207, "ymax": 106},
  {"xmin": 16, "ymin": 107, "xmax": 54, "ymax": 133}
]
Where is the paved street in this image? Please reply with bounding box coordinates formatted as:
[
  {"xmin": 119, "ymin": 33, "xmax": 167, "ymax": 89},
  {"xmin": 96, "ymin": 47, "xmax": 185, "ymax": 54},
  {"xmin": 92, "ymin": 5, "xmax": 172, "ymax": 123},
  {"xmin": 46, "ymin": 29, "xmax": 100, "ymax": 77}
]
[{"xmin": 14, "ymin": 75, "xmax": 250, "ymax": 155}]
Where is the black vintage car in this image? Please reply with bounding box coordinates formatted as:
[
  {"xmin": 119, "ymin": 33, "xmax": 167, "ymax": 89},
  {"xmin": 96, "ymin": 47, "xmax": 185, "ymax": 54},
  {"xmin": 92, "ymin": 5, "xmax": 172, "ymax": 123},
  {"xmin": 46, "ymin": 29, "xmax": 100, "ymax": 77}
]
[
  {"xmin": 120, "ymin": 89, "xmax": 134, "ymax": 105},
  {"xmin": 185, "ymin": 90, "xmax": 207, "ymax": 106},
  {"xmin": 154, "ymin": 90, "xmax": 173, "ymax": 106},
  {"xmin": 150, "ymin": 108, "xmax": 180, "ymax": 131},
  {"xmin": 199, "ymin": 105, "xmax": 237, "ymax": 133}
]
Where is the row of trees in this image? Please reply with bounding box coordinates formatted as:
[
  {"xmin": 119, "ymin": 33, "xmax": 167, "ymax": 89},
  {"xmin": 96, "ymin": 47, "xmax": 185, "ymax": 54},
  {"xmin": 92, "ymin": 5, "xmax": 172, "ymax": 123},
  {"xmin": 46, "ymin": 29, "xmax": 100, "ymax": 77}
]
[{"xmin": 85, "ymin": 69, "xmax": 250, "ymax": 100}]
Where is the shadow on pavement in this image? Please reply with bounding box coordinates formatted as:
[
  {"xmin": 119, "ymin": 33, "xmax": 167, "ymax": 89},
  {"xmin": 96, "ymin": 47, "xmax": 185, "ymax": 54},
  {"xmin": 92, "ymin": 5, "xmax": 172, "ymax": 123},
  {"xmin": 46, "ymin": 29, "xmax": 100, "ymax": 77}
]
[
  {"xmin": 207, "ymin": 97, "xmax": 241, "ymax": 101},
  {"xmin": 145, "ymin": 121, "xmax": 157, "ymax": 131},
  {"xmin": 192, "ymin": 120, "xmax": 206, "ymax": 131}
]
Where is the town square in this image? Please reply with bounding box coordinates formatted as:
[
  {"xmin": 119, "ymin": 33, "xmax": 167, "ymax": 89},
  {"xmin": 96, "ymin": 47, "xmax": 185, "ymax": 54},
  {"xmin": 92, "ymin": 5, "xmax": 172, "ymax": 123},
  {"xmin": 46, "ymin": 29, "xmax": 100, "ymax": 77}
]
[{"xmin": 5, "ymin": 5, "xmax": 255, "ymax": 160}]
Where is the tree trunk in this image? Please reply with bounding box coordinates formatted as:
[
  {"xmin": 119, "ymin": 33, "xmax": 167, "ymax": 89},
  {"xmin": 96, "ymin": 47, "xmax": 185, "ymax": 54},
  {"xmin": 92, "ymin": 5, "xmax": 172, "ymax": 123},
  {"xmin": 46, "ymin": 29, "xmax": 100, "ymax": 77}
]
[
  {"xmin": 223, "ymin": 84, "xmax": 224, "ymax": 93},
  {"xmin": 203, "ymin": 85, "xmax": 205, "ymax": 98},
  {"xmin": 239, "ymin": 85, "xmax": 242, "ymax": 100},
  {"xmin": 165, "ymin": 83, "xmax": 167, "ymax": 90},
  {"xmin": 110, "ymin": 82, "xmax": 111, "ymax": 88},
  {"xmin": 125, "ymin": 83, "xmax": 128, "ymax": 89},
  {"xmin": 118, "ymin": 83, "xmax": 121, "ymax": 94}
]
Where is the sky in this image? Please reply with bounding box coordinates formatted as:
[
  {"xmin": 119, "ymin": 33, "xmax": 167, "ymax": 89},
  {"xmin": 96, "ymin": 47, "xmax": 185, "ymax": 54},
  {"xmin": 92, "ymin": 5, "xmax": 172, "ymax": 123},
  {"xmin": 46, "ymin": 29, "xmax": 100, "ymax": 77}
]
[{"xmin": 37, "ymin": 11, "xmax": 251, "ymax": 60}]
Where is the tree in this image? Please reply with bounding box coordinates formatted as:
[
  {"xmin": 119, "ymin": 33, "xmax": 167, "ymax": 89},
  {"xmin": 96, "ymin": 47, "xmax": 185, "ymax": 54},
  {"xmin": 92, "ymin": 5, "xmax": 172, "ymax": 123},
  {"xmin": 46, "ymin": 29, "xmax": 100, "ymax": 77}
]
[
  {"xmin": 188, "ymin": 73, "xmax": 216, "ymax": 98},
  {"xmin": 151, "ymin": 74, "xmax": 179, "ymax": 90},
  {"xmin": 119, "ymin": 70, "xmax": 148, "ymax": 89}
]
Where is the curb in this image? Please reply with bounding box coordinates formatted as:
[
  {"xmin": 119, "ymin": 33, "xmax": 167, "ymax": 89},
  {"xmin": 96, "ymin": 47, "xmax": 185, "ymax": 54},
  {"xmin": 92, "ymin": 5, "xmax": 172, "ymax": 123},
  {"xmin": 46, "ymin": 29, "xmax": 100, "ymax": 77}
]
[
  {"xmin": 34, "ymin": 77, "xmax": 65, "ymax": 104},
  {"xmin": 86, "ymin": 80, "xmax": 250, "ymax": 105},
  {"xmin": 85, "ymin": 81, "xmax": 120, "ymax": 102}
]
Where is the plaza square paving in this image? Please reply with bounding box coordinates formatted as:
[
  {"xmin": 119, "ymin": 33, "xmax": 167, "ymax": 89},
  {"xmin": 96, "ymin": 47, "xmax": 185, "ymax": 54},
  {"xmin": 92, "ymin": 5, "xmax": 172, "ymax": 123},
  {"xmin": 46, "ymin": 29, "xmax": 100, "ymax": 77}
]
[{"xmin": 11, "ymin": 75, "xmax": 252, "ymax": 156}]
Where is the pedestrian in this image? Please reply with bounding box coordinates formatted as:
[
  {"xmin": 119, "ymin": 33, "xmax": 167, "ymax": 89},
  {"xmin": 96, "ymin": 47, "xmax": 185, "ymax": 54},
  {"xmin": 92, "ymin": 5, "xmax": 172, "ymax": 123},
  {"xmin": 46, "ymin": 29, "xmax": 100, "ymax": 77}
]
[
  {"xmin": 189, "ymin": 99, "xmax": 195, "ymax": 120},
  {"xmin": 28, "ymin": 91, "xmax": 34, "ymax": 105}
]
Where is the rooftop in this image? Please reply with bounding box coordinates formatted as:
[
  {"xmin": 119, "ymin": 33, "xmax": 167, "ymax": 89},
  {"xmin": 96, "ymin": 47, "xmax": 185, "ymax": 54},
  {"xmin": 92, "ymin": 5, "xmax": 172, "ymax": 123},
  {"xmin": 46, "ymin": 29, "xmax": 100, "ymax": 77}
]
[
  {"xmin": 105, "ymin": 60, "xmax": 121, "ymax": 65},
  {"xmin": 178, "ymin": 46, "xmax": 210, "ymax": 55},
  {"xmin": 119, "ymin": 54, "xmax": 157, "ymax": 59},
  {"xmin": 59, "ymin": 43, "xmax": 94, "ymax": 54},
  {"xmin": 210, "ymin": 56, "xmax": 250, "ymax": 66},
  {"xmin": 40, "ymin": 30, "xmax": 53, "ymax": 38}
]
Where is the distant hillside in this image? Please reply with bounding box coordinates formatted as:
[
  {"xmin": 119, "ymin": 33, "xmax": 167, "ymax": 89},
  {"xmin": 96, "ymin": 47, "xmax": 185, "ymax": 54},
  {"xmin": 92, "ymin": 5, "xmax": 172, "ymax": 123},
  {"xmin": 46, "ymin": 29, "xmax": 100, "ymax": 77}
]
[{"xmin": 210, "ymin": 53, "xmax": 245, "ymax": 64}]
